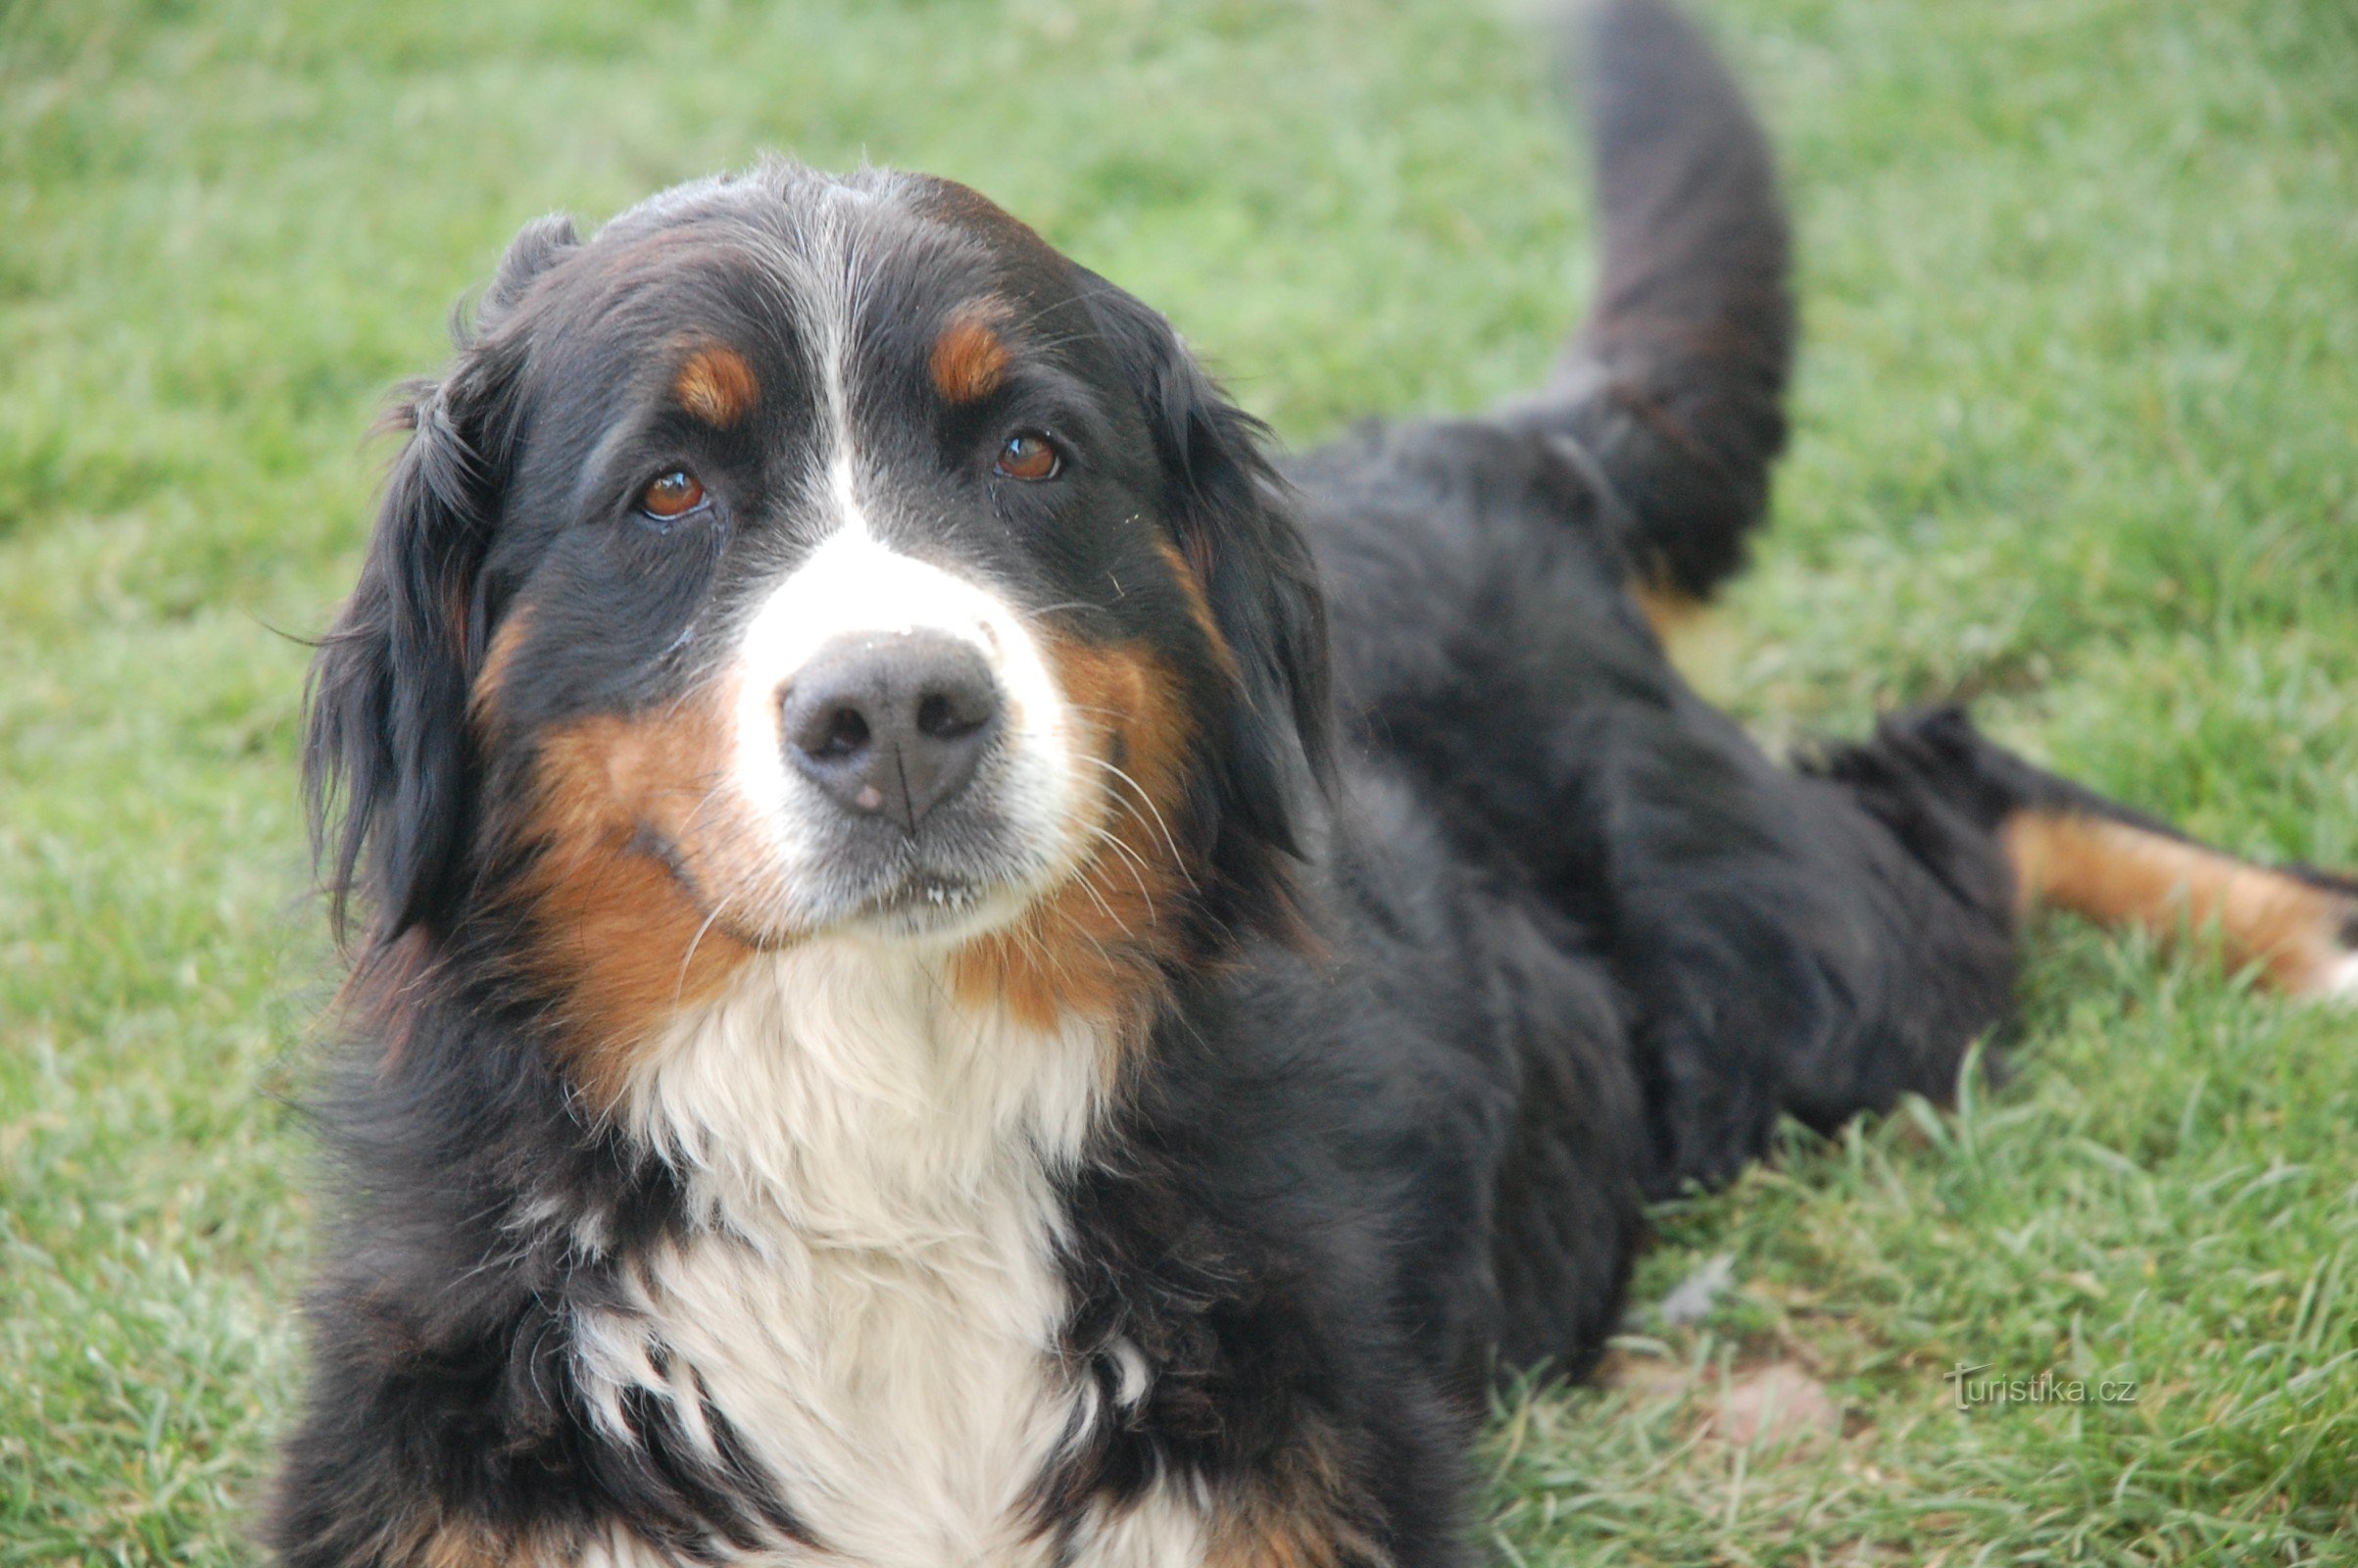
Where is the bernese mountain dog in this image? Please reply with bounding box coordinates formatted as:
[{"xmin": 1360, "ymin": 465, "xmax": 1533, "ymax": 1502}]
[{"xmin": 275, "ymin": 3, "xmax": 2358, "ymax": 1563}]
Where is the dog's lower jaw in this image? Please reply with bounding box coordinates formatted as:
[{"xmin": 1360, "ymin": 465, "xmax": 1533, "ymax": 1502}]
[{"xmin": 587, "ymin": 936, "xmax": 1173, "ymax": 1567}]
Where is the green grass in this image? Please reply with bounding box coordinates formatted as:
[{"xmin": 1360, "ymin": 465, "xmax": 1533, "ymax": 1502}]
[{"xmin": 3, "ymin": 0, "xmax": 2354, "ymax": 1560}]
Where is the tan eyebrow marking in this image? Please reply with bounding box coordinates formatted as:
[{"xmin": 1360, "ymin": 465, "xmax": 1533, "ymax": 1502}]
[
  {"xmin": 672, "ymin": 343, "xmax": 761, "ymax": 428},
  {"xmin": 929, "ymin": 308, "xmax": 1011, "ymax": 404}
]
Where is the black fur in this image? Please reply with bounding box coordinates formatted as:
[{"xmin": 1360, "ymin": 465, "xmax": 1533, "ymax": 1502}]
[
  {"xmin": 1079, "ymin": 270, "xmax": 1336, "ymax": 944},
  {"xmin": 1506, "ymin": 0, "xmax": 1794, "ymax": 600},
  {"xmin": 274, "ymin": 5, "xmax": 2309, "ymax": 1565},
  {"xmin": 304, "ymin": 214, "xmax": 577, "ymax": 942}
]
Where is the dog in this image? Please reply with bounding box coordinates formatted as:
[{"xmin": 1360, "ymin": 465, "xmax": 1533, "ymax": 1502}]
[{"xmin": 274, "ymin": 3, "xmax": 2358, "ymax": 1563}]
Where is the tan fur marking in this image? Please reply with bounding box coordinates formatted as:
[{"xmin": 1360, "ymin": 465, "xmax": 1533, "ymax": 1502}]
[
  {"xmin": 1631, "ymin": 578, "xmax": 1706, "ymax": 644},
  {"xmin": 1154, "ymin": 537, "xmax": 1241, "ymax": 682},
  {"xmin": 468, "ymin": 603, "xmax": 533, "ymax": 724},
  {"xmin": 929, "ymin": 312, "xmax": 1010, "ymax": 404},
  {"xmin": 672, "ymin": 343, "xmax": 760, "ymax": 428},
  {"xmin": 371, "ymin": 1512, "xmax": 564, "ymax": 1568},
  {"xmin": 444, "ymin": 579, "xmax": 473, "ymax": 666},
  {"xmin": 1204, "ymin": 1432, "xmax": 1392, "ymax": 1568},
  {"xmin": 2005, "ymin": 809, "xmax": 2357, "ymax": 995},
  {"xmin": 519, "ymin": 696, "xmax": 765, "ymax": 1102},
  {"xmin": 1627, "ymin": 574, "xmax": 1743, "ymax": 698},
  {"xmin": 337, "ymin": 926, "xmax": 436, "ymax": 1071},
  {"xmin": 949, "ymin": 635, "xmax": 1195, "ymax": 1032},
  {"xmin": 417, "ymin": 1522, "xmax": 501, "ymax": 1568}
]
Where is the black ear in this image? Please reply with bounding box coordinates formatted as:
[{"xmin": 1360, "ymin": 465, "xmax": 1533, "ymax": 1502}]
[
  {"xmin": 305, "ymin": 218, "xmax": 574, "ymax": 945},
  {"xmin": 475, "ymin": 214, "xmax": 578, "ymax": 329},
  {"xmin": 1081, "ymin": 275, "xmax": 1333, "ymax": 907}
]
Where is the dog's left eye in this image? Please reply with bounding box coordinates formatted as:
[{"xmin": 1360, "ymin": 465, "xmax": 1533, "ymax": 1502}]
[
  {"xmin": 994, "ymin": 432, "xmax": 1061, "ymax": 482},
  {"xmin": 639, "ymin": 469, "xmax": 709, "ymax": 519}
]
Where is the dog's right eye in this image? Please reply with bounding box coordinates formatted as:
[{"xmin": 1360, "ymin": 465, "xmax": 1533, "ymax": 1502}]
[
  {"xmin": 994, "ymin": 432, "xmax": 1061, "ymax": 482},
  {"xmin": 639, "ymin": 469, "xmax": 709, "ymax": 520}
]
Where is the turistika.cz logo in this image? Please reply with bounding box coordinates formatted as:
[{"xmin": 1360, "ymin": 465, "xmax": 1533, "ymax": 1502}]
[{"xmin": 1943, "ymin": 1362, "xmax": 2138, "ymax": 1411}]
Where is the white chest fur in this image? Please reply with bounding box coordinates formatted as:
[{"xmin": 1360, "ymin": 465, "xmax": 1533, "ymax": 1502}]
[{"xmin": 574, "ymin": 940, "xmax": 1205, "ymax": 1568}]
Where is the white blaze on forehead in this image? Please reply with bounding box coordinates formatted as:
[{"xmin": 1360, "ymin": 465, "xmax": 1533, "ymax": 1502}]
[
  {"xmin": 699, "ymin": 182, "xmax": 1087, "ymax": 937},
  {"xmin": 734, "ymin": 518, "xmax": 1010, "ymax": 701}
]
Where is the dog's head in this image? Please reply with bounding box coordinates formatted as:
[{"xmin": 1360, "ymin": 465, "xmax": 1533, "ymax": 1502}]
[{"xmin": 308, "ymin": 164, "xmax": 1328, "ymax": 1065}]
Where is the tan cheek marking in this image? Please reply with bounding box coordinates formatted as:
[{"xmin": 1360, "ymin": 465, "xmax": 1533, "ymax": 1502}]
[
  {"xmin": 673, "ymin": 344, "xmax": 761, "ymax": 428},
  {"xmin": 2005, "ymin": 809, "xmax": 2357, "ymax": 996},
  {"xmin": 1154, "ymin": 538, "xmax": 1241, "ymax": 683},
  {"xmin": 516, "ymin": 694, "xmax": 765, "ymax": 1104},
  {"xmin": 949, "ymin": 635, "xmax": 1197, "ymax": 1032},
  {"xmin": 468, "ymin": 603, "xmax": 534, "ymax": 727},
  {"xmin": 444, "ymin": 578, "xmax": 473, "ymax": 662},
  {"xmin": 930, "ymin": 313, "xmax": 1010, "ymax": 404}
]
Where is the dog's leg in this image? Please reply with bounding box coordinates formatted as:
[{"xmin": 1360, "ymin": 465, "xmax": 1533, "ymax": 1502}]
[
  {"xmin": 1832, "ymin": 707, "xmax": 2358, "ymax": 1004},
  {"xmin": 1589, "ymin": 698, "xmax": 2024, "ymax": 1197},
  {"xmin": 2004, "ymin": 812, "xmax": 2358, "ymax": 1001}
]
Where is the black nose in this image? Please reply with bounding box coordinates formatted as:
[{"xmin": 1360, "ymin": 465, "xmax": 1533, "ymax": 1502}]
[{"xmin": 780, "ymin": 632, "xmax": 1002, "ymax": 831}]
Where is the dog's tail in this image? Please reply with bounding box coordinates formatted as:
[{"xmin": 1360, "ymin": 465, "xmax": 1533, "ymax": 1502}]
[
  {"xmin": 1507, "ymin": 0, "xmax": 1793, "ymax": 611},
  {"xmin": 1817, "ymin": 708, "xmax": 2358, "ymax": 1004}
]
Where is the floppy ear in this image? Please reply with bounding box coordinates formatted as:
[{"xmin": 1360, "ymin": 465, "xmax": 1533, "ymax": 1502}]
[
  {"xmin": 1081, "ymin": 276, "xmax": 1333, "ymax": 914},
  {"xmin": 306, "ymin": 217, "xmax": 575, "ymax": 945}
]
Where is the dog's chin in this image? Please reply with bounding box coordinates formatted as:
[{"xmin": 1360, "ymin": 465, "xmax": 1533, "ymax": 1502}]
[
  {"xmin": 638, "ymin": 819, "xmax": 1056, "ymax": 955},
  {"xmin": 842, "ymin": 870, "xmax": 1038, "ymax": 946},
  {"xmin": 747, "ymin": 840, "xmax": 1071, "ymax": 952}
]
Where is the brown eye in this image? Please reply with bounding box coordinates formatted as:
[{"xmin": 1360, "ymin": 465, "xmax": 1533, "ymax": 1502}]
[
  {"xmin": 640, "ymin": 469, "xmax": 707, "ymax": 519},
  {"xmin": 994, "ymin": 432, "xmax": 1060, "ymax": 482}
]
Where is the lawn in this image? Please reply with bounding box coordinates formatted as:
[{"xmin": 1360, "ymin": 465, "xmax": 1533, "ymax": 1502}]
[{"xmin": 3, "ymin": 0, "xmax": 2355, "ymax": 1561}]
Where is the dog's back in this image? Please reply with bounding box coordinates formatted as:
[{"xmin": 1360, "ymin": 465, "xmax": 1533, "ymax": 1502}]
[{"xmin": 1290, "ymin": 0, "xmax": 2356, "ymax": 1209}]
